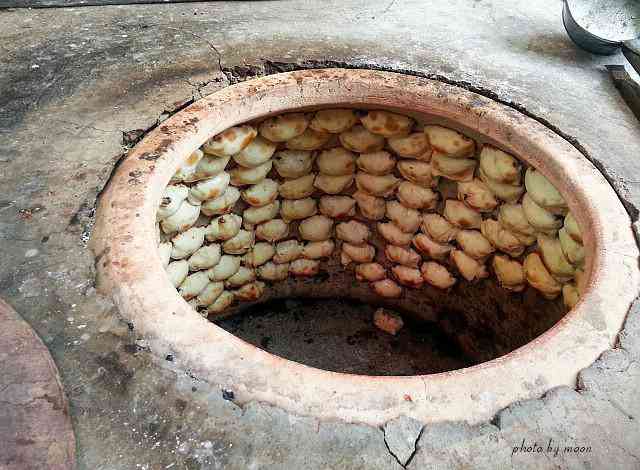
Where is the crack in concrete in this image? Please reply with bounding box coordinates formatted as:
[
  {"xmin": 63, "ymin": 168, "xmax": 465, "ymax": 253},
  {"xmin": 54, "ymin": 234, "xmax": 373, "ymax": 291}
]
[
  {"xmin": 404, "ymin": 425, "xmax": 424, "ymax": 468},
  {"xmin": 608, "ymin": 397, "xmax": 635, "ymax": 421},
  {"xmin": 49, "ymin": 118, "xmax": 117, "ymax": 134},
  {"xmin": 381, "ymin": 427, "xmax": 405, "ymax": 468},
  {"xmin": 162, "ymin": 26, "xmax": 232, "ymax": 85},
  {"xmin": 380, "ymin": 0, "xmax": 397, "ymax": 16},
  {"xmin": 381, "ymin": 423, "xmax": 424, "ymax": 469}
]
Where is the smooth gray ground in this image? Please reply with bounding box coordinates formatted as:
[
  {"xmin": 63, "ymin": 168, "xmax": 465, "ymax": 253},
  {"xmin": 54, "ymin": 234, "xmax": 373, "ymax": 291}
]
[{"xmin": 1, "ymin": 0, "xmax": 640, "ymax": 468}]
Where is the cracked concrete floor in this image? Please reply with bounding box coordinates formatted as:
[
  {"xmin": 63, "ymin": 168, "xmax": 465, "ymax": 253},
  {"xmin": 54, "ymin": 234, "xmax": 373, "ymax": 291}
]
[{"xmin": 1, "ymin": 0, "xmax": 640, "ymax": 468}]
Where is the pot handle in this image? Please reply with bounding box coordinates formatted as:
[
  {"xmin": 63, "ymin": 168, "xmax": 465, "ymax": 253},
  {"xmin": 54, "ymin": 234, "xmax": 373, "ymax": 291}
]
[{"xmin": 622, "ymin": 39, "xmax": 640, "ymax": 76}]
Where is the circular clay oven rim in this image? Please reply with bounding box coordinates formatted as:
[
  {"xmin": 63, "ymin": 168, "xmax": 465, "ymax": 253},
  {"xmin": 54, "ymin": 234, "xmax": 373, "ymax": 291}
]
[{"xmin": 92, "ymin": 69, "xmax": 639, "ymax": 426}]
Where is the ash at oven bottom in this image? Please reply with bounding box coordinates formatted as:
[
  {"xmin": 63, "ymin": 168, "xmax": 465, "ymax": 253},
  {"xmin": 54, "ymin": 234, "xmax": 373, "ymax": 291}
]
[{"xmin": 214, "ymin": 297, "xmax": 472, "ymax": 375}]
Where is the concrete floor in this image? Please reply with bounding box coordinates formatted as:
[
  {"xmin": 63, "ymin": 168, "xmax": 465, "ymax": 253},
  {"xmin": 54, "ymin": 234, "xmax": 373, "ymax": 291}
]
[{"xmin": 1, "ymin": 0, "xmax": 640, "ymax": 468}]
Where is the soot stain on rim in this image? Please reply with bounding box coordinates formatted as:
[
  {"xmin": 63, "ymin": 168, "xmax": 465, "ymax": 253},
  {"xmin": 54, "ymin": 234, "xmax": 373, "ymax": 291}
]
[{"xmin": 91, "ymin": 69, "xmax": 640, "ymax": 426}]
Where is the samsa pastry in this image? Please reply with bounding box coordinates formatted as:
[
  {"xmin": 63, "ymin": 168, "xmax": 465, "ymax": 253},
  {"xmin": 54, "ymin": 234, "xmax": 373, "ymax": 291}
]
[
  {"xmin": 421, "ymin": 213, "xmax": 459, "ymax": 244},
  {"xmin": 298, "ymin": 215, "xmax": 333, "ymax": 241},
  {"xmin": 273, "ymin": 240, "xmax": 303, "ymax": 264},
  {"xmin": 443, "ymin": 200, "xmax": 482, "ymax": 229},
  {"xmin": 377, "ymin": 222, "xmax": 414, "ymax": 246},
  {"xmin": 387, "ymin": 132, "xmax": 431, "ymax": 159},
  {"xmin": 361, "ymin": 110, "xmax": 413, "ymax": 137},
  {"xmin": 255, "ymin": 219, "xmax": 289, "ymax": 242},
  {"xmin": 258, "ymin": 262, "xmax": 290, "ymax": 281},
  {"xmin": 259, "ymin": 113, "xmax": 309, "ymax": 142},
  {"xmin": 498, "ymin": 203, "xmax": 535, "ymax": 236},
  {"xmin": 207, "ymin": 255, "xmax": 241, "ymax": 281},
  {"xmin": 492, "ymin": 255, "xmax": 525, "ymax": 292},
  {"xmin": 424, "ymin": 125, "xmax": 475, "ymax": 158},
  {"xmin": 166, "ymin": 260, "xmax": 189, "ymax": 288},
  {"xmin": 205, "ymin": 214, "xmax": 242, "ymax": 242},
  {"xmin": 524, "ymin": 168, "xmax": 567, "ymax": 214},
  {"xmin": 536, "ymin": 234, "xmax": 575, "ymax": 282},
  {"xmin": 353, "ymin": 190, "xmax": 386, "ymax": 220},
  {"xmin": 172, "ymin": 150, "xmax": 204, "ymax": 182},
  {"xmin": 558, "ymin": 227, "xmax": 585, "ymax": 266},
  {"xmin": 233, "ymin": 136, "xmax": 276, "ymax": 168},
  {"xmin": 286, "ymin": 128, "xmax": 331, "ymax": 151},
  {"xmin": 222, "ymin": 230, "xmax": 255, "ymax": 255},
  {"xmin": 278, "ymin": 173, "xmax": 316, "ymax": 200},
  {"xmin": 524, "ymin": 252, "xmax": 562, "ymax": 299},
  {"xmin": 225, "ymin": 266, "xmax": 256, "ymax": 288},
  {"xmin": 196, "ymin": 281, "xmax": 224, "ymax": 306},
  {"xmin": 203, "ymin": 125, "xmax": 257, "ymax": 157},
  {"xmin": 242, "ymin": 243, "xmax": 276, "ymax": 268},
  {"xmin": 341, "ymin": 243, "xmax": 376, "ymax": 264},
  {"xmin": 457, "ymin": 179, "xmax": 498, "ymax": 212},
  {"xmin": 480, "ymin": 219, "xmax": 526, "ymax": 258},
  {"xmin": 273, "ymin": 150, "xmax": 314, "ymax": 178},
  {"xmin": 450, "ymin": 249, "xmax": 489, "ymax": 282},
  {"xmin": 392, "ymin": 265, "xmax": 424, "ymax": 289},
  {"xmin": 385, "ymin": 200, "xmax": 422, "ymax": 233},
  {"xmin": 522, "ymin": 193, "xmax": 563, "ymax": 234},
  {"xmin": 412, "ymin": 233, "xmax": 452, "ymax": 261},
  {"xmin": 479, "ymin": 146, "xmax": 521, "ymax": 184},
  {"xmin": 170, "ymin": 227, "xmax": 206, "ymax": 259},
  {"xmin": 161, "ymin": 200, "xmax": 201, "ymax": 234},
  {"xmin": 314, "ymin": 174, "xmax": 354, "ymax": 194},
  {"xmin": 372, "ymin": 279, "xmax": 403, "ymax": 298},
  {"xmin": 431, "ymin": 154, "xmax": 476, "ymax": 182},
  {"xmin": 564, "ymin": 212, "xmax": 583, "ymax": 244},
  {"xmin": 385, "ymin": 245, "xmax": 421, "ymax": 268},
  {"xmin": 206, "ymin": 291, "xmax": 235, "ymax": 314},
  {"xmin": 179, "ymin": 271, "xmax": 210, "ymax": 300},
  {"xmin": 188, "ymin": 244, "xmax": 222, "ymax": 271},
  {"xmin": 357, "ymin": 151, "xmax": 397, "ymax": 175},
  {"xmin": 355, "ymin": 263, "xmax": 386, "ymax": 282},
  {"xmin": 241, "ymin": 179, "xmax": 279, "ymax": 207},
  {"xmin": 355, "ymin": 172, "xmax": 399, "ymax": 197},
  {"xmin": 455, "ymin": 230, "xmax": 494, "ymax": 260},
  {"xmin": 302, "ymin": 240, "xmax": 335, "ymax": 259},
  {"xmin": 290, "ymin": 259, "xmax": 320, "ymax": 277},
  {"xmin": 229, "ymin": 160, "xmax": 272, "ymax": 186},
  {"xmin": 186, "ymin": 155, "xmax": 231, "ymax": 182},
  {"xmin": 397, "ymin": 160, "xmax": 436, "ymax": 187},
  {"xmin": 310, "ymin": 109, "xmax": 359, "ymax": 133},
  {"xmin": 234, "ymin": 281, "xmax": 266, "ymax": 302},
  {"xmin": 319, "ymin": 195, "xmax": 356, "ymax": 218},
  {"xmin": 243, "ymin": 200, "xmax": 280, "ymax": 226},
  {"xmin": 397, "ymin": 182, "xmax": 438, "ymax": 210},
  {"xmin": 316, "ymin": 148, "xmax": 356, "ymax": 176},
  {"xmin": 339, "ymin": 125, "xmax": 385, "ymax": 153},
  {"xmin": 478, "ymin": 167, "xmax": 524, "ymax": 203},
  {"xmin": 336, "ymin": 220, "xmax": 370, "ymax": 245},
  {"xmin": 278, "ymin": 195, "xmax": 317, "ymax": 221},
  {"xmin": 421, "ymin": 261, "xmax": 457, "ymax": 289},
  {"xmin": 170, "ymin": 226, "xmax": 207, "ymax": 262},
  {"xmin": 201, "ymin": 187, "xmax": 240, "ymax": 216},
  {"xmin": 157, "ymin": 185, "xmax": 189, "ymax": 221},
  {"xmin": 188, "ymin": 172, "xmax": 230, "ymax": 203}
]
